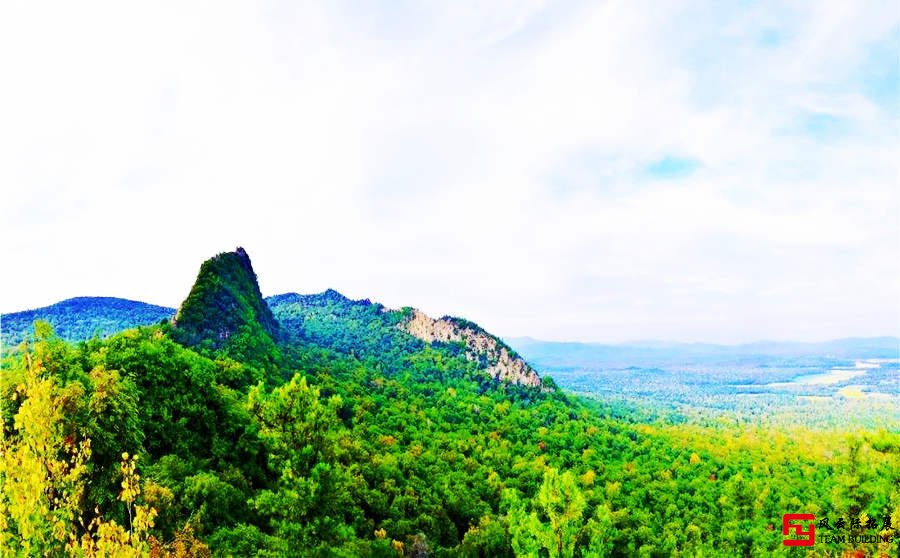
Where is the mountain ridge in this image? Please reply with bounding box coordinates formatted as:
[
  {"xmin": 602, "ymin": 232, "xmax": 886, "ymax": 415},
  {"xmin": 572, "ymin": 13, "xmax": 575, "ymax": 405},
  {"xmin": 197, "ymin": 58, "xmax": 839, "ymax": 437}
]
[{"xmin": 2, "ymin": 249, "xmax": 543, "ymax": 387}]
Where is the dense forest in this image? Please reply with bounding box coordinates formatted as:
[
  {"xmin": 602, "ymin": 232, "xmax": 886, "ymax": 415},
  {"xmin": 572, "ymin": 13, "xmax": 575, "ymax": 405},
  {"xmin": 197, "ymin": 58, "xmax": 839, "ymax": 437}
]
[
  {"xmin": 1, "ymin": 297, "xmax": 175, "ymax": 348},
  {"xmin": 2, "ymin": 249, "xmax": 898, "ymax": 557}
]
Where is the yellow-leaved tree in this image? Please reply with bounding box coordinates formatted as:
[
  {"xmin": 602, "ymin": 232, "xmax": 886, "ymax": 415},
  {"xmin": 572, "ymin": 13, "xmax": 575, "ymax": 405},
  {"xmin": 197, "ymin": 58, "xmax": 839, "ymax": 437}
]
[
  {"xmin": 1, "ymin": 323, "xmax": 206, "ymax": 557},
  {"xmin": 73, "ymin": 452, "xmax": 158, "ymax": 557},
  {"xmin": 1, "ymin": 327, "xmax": 92, "ymax": 555}
]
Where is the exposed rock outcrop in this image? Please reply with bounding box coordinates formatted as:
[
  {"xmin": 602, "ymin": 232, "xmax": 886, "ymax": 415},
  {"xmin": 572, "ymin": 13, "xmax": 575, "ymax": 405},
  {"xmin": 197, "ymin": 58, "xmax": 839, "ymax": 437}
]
[{"xmin": 401, "ymin": 309, "xmax": 541, "ymax": 387}]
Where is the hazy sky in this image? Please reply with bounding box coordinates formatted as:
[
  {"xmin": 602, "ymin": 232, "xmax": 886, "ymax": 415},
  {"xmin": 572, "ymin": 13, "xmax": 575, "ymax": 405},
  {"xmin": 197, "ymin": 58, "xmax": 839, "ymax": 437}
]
[{"xmin": 2, "ymin": 1, "xmax": 898, "ymax": 343}]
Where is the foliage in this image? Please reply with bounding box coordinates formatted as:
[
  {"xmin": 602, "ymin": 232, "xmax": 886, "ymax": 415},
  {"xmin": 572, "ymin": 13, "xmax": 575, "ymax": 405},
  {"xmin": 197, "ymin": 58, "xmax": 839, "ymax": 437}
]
[
  {"xmin": 171, "ymin": 248, "xmax": 280, "ymax": 370},
  {"xmin": 1, "ymin": 297, "xmax": 174, "ymax": 349},
  {"xmin": 0, "ymin": 328, "xmax": 92, "ymax": 555},
  {"xmin": 266, "ymin": 290, "xmax": 424, "ymax": 374},
  {"xmin": 2, "ymin": 247, "xmax": 897, "ymax": 556},
  {"xmin": 74, "ymin": 453, "xmax": 159, "ymax": 557}
]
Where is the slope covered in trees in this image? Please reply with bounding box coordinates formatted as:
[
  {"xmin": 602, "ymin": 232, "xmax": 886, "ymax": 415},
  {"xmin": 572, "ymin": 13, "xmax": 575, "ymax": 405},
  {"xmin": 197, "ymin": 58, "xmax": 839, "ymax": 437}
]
[
  {"xmin": 1, "ymin": 248, "xmax": 898, "ymax": 556},
  {"xmin": 1, "ymin": 297, "xmax": 175, "ymax": 348},
  {"xmin": 266, "ymin": 290, "xmax": 424, "ymax": 369}
]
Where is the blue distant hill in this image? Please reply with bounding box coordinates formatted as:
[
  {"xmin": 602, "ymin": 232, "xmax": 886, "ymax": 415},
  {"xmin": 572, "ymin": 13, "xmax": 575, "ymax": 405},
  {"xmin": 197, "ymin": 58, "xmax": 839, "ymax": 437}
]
[
  {"xmin": 505, "ymin": 336, "xmax": 900, "ymax": 367},
  {"xmin": 1, "ymin": 297, "xmax": 175, "ymax": 349}
]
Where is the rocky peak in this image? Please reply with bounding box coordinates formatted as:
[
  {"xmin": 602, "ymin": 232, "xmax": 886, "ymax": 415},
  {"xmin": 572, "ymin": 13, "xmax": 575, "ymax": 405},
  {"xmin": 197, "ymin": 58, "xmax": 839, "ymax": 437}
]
[
  {"xmin": 401, "ymin": 309, "xmax": 541, "ymax": 388},
  {"xmin": 173, "ymin": 247, "xmax": 279, "ymax": 350},
  {"xmin": 234, "ymin": 246, "xmax": 253, "ymax": 271}
]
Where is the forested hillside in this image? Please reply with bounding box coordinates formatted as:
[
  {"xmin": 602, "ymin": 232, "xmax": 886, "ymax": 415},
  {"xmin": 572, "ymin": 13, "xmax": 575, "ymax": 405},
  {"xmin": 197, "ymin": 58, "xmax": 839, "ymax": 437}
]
[
  {"xmin": 1, "ymin": 249, "xmax": 898, "ymax": 557},
  {"xmin": 1, "ymin": 297, "xmax": 175, "ymax": 348}
]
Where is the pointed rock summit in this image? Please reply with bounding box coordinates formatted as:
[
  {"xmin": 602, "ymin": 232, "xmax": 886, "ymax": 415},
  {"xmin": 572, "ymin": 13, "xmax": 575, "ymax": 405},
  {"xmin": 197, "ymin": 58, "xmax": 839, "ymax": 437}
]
[{"xmin": 173, "ymin": 247, "xmax": 279, "ymax": 352}]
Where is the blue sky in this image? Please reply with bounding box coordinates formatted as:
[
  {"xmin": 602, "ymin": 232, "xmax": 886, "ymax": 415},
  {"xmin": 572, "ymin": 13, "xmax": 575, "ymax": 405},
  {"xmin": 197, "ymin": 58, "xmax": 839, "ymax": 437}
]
[
  {"xmin": 1, "ymin": 0, "xmax": 898, "ymax": 343},
  {"xmin": 645, "ymin": 157, "xmax": 701, "ymax": 180}
]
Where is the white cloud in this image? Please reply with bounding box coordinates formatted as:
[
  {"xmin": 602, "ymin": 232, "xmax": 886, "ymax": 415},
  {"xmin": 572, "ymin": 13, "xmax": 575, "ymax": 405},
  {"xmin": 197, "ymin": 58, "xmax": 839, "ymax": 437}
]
[{"xmin": 1, "ymin": 0, "xmax": 897, "ymax": 343}]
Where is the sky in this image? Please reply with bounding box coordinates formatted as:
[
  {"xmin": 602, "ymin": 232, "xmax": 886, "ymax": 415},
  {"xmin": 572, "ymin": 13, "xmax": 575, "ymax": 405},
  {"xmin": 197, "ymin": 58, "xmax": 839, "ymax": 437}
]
[{"xmin": 1, "ymin": 0, "xmax": 898, "ymax": 344}]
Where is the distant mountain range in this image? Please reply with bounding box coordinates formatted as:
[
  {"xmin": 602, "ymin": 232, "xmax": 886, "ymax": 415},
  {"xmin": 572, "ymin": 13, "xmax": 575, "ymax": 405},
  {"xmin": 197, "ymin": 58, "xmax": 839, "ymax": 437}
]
[{"xmin": 505, "ymin": 336, "xmax": 900, "ymax": 369}]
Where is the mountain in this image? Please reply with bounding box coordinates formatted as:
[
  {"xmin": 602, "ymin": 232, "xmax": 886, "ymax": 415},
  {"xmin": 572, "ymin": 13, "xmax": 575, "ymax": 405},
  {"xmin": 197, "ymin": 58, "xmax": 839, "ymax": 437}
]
[
  {"xmin": 2, "ymin": 248, "xmax": 541, "ymax": 387},
  {"xmin": 171, "ymin": 247, "xmax": 280, "ymax": 365},
  {"xmin": 1, "ymin": 297, "xmax": 175, "ymax": 349},
  {"xmin": 267, "ymin": 290, "xmax": 542, "ymax": 387}
]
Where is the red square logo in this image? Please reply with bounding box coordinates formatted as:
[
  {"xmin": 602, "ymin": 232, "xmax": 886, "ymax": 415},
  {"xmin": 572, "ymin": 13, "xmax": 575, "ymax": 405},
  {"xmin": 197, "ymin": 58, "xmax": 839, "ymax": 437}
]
[{"xmin": 782, "ymin": 514, "xmax": 815, "ymax": 546}]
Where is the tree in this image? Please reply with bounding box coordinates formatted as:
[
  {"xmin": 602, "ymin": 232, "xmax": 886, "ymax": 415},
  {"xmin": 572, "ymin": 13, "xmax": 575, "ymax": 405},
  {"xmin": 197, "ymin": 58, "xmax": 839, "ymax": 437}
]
[
  {"xmin": 247, "ymin": 374, "xmax": 359, "ymax": 549},
  {"xmin": 506, "ymin": 467, "xmax": 588, "ymax": 558},
  {"xmin": 0, "ymin": 328, "xmax": 91, "ymax": 555},
  {"xmin": 0, "ymin": 323, "xmax": 170, "ymax": 557}
]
